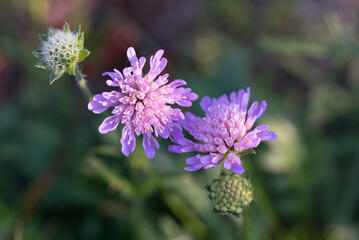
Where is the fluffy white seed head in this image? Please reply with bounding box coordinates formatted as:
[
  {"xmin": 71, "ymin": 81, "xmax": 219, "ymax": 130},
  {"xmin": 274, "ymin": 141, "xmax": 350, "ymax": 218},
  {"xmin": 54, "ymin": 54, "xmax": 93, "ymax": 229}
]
[
  {"xmin": 34, "ymin": 23, "xmax": 90, "ymax": 84},
  {"xmin": 41, "ymin": 30, "xmax": 81, "ymax": 73}
]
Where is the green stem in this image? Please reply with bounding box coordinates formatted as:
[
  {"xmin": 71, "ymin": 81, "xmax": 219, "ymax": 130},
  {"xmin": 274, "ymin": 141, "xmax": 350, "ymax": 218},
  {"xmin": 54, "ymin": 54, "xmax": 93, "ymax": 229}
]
[
  {"xmin": 242, "ymin": 209, "xmax": 247, "ymax": 238},
  {"xmin": 74, "ymin": 65, "xmax": 92, "ymax": 100}
]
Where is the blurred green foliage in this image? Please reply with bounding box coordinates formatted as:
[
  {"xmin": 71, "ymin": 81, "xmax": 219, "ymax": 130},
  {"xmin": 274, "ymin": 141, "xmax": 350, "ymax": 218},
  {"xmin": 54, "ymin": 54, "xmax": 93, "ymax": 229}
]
[{"xmin": 1, "ymin": 0, "xmax": 359, "ymax": 239}]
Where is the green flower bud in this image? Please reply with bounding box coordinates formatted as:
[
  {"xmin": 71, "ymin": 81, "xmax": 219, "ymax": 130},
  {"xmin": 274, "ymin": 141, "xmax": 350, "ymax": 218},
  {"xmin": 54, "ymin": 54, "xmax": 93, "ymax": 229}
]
[
  {"xmin": 208, "ymin": 173, "xmax": 253, "ymax": 216},
  {"xmin": 235, "ymin": 208, "xmax": 242, "ymax": 215},
  {"xmin": 33, "ymin": 23, "xmax": 90, "ymax": 84}
]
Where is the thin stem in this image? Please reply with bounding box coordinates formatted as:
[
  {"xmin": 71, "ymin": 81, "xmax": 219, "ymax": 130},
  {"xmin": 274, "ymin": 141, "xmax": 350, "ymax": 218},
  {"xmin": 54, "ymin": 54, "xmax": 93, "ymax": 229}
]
[
  {"xmin": 74, "ymin": 65, "xmax": 92, "ymax": 100},
  {"xmin": 242, "ymin": 209, "xmax": 247, "ymax": 239}
]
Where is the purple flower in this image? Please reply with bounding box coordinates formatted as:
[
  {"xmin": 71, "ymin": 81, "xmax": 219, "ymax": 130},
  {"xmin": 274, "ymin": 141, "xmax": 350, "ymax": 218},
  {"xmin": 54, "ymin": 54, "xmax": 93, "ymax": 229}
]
[
  {"xmin": 88, "ymin": 47, "xmax": 198, "ymax": 158},
  {"xmin": 169, "ymin": 88, "xmax": 277, "ymax": 173},
  {"xmin": 224, "ymin": 152, "xmax": 244, "ymax": 174}
]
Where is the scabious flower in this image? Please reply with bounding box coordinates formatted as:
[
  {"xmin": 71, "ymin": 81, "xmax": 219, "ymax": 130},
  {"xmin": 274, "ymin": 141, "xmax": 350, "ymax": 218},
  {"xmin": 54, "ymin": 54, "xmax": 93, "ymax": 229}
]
[
  {"xmin": 169, "ymin": 87, "xmax": 277, "ymax": 173},
  {"xmin": 88, "ymin": 47, "xmax": 198, "ymax": 159},
  {"xmin": 33, "ymin": 23, "xmax": 90, "ymax": 84}
]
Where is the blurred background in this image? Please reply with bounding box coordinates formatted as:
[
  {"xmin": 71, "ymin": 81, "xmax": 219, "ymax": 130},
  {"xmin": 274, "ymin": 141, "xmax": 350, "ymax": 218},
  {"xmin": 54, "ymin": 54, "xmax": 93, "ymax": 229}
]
[{"xmin": 1, "ymin": 0, "xmax": 359, "ymax": 239}]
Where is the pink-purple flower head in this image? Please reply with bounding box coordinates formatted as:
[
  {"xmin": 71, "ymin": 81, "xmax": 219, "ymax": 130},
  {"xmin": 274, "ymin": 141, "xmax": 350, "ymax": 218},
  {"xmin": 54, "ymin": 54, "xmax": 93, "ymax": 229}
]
[
  {"xmin": 88, "ymin": 47, "xmax": 198, "ymax": 158},
  {"xmin": 169, "ymin": 88, "xmax": 277, "ymax": 174}
]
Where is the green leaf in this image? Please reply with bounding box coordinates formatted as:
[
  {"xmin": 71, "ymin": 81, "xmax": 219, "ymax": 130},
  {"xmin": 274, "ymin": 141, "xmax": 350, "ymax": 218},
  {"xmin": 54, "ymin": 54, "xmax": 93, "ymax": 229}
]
[
  {"xmin": 77, "ymin": 32, "xmax": 84, "ymax": 44},
  {"xmin": 39, "ymin": 34, "xmax": 48, "ymax": 42},
  {"xmin": 73, "ymin": 25, "xmax": 81, "ymax": 35},
  {"xmin": 35, "ymin": 62, "xmax": 48, "ymax": 69},
  {"xmin": 49, "ymin": 70, "xmax": 65, "ymax": 84},
  {"xmin": 33, "ymin": 50, "xmax": 44, "ymax": 59},
  {"xmin": 48, "ymin": 26, "xmax": 56, "ymax": 36},
  {"xmin": 239, "ymin": 148, "xmax": 256, "ymax": 156},
  {"xmin": 78, "ymin": 49, "xmax": 90, "ymax": 62},
  {"xmin": 63, "ymin": 22, "xmax": 70, "ymax": 33},
  {"xmin": 67, "ymin": 64, "xmax": 76, "ymax": 75},
  {"xmin": 69, "ymin": 58, "xmax": 76, "ymax": 66}
]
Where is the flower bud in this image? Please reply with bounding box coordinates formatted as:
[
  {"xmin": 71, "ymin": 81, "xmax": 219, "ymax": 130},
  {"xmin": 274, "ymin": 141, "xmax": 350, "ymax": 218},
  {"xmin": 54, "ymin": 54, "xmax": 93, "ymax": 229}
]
[
  {"xmin": 33, "ymin": 23, "xmax": 90, "ymax": 84},
  {"xmin": 209, "ymin": 173, "xmax": 253, "ymax": 216}
]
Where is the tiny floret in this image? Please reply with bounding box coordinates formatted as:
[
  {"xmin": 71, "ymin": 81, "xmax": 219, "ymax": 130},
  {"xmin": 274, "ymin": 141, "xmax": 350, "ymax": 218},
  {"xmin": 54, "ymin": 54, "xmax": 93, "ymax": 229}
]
[
  {"xmin": 88, "ymin": 47, "xmax": 198, "ymax": 159},
  {"xmin": 169, "ymin": 87, "xmax": 277, "ymax": 173},
  {"xmin": 33, "ymin": 23, "xmax": 90, "ymax": 84}
]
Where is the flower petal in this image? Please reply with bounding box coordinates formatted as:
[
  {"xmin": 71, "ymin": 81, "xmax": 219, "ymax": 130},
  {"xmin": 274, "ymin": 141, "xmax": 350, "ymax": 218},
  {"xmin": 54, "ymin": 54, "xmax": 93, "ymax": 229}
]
[
  {"xmin": 245, "ymin": 100, "xmax": 267, "ymax": 130},
  {"xmin": 257, "ymin": 131, "xmax": 278, "ymax": 141},
  {"xmin": 184, "ymin": 164, "xmax": 204, "ymax": 171},
  {"xmin": 223, "ymin": 159, "xmax": 232, "ymax": 170},
  {"xmin": 230, "ymin": 91, "xmax": 237, "ymax": 103},
  {"xmin": 199, "ymin": 155, "xmax": 212, "ymax": 164},
  {"xmin": 168, "ymin": 145, "xmax": 194, "ymax": 153},
  {"xmin": 200, "ymin": 96, "xmax": 212, "ymax": 113},
  {"xmin": 186, "ymin": 156, "xmax": 201, "ymax": 165},
  {"xmin": 232, "ymin": 163, "xmax": 244, "ymax": 174},
  {"xmin": 127, "ymin": 47, "xmax": 138, "ymax": 68},
  {"xmin": 121, "ymin": 126, "xmax": 136, "ymax": 156},
  {"xmin": 98, "ymin": 115, "xmax": 120, "ymax": 134},
  {"xmin": 203, "ymin": 163, "xmax": 218, "ymax": 169},
  {"xmin": 143, "ymin": 134, "xmax": 157, "ymax": 159},
  {"xmin": 239, "ymin": 87, "xmax": 250, "ymax": 112}
]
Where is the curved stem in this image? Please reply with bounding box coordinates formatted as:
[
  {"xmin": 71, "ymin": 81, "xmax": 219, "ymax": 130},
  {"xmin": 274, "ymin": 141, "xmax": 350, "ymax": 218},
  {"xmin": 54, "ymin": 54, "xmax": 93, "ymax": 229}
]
[{"xmin": 74, "ymin": 65, "xmax": 92, "ymax": 100}]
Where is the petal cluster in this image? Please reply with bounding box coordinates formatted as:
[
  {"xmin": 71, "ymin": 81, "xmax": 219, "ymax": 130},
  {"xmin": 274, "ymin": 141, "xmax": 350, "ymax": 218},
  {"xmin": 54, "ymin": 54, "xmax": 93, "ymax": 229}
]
[
  {"xmin": 169, "ymin": 88, "xmax": 277, "ymax": 173},
  {"xmin": 88, "ymin": 47, "xmax": 198, "ymax": 159}
]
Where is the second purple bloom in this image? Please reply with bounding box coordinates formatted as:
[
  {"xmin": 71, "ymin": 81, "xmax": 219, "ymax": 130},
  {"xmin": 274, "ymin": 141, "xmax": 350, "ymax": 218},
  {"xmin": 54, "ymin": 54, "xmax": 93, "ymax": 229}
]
[
  {"xmin": 169, "ymin": 88, "xmax": 277, "ymax": 174},
  {"xmin": 88, "ymin": 47, "xmax": 198, "ymax": 159}
]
